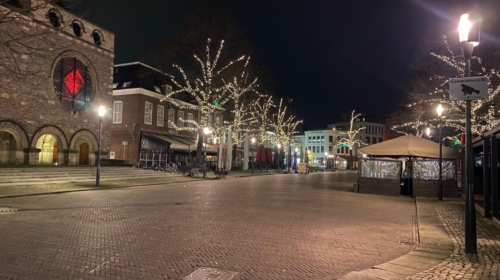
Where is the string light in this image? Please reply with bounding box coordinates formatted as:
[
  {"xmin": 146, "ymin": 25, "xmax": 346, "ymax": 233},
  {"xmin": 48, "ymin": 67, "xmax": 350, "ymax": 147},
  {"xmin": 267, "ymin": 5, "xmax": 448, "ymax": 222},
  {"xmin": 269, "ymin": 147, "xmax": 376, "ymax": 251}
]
[
  {"xmin": 391, "ymin": 34, "xmax": 500, "ymax": 138},
  {"xmin": 334, "ymin": 110, "xmax": 366, "ymax": 149}
]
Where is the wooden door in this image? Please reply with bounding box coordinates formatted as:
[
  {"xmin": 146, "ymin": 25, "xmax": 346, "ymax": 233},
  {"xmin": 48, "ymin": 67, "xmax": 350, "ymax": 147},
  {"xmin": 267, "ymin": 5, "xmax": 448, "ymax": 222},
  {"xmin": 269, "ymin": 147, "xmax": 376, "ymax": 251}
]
[{"xmin": 79, "ymin": 143, "xmax": 89, "ymax": 165}]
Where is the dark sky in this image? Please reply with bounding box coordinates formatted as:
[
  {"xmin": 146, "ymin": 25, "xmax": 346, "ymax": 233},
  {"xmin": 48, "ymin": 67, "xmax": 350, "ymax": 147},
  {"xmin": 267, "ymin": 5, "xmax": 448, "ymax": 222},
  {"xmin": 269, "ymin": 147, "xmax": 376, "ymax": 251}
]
[{"xmin": 67, "ymin": 0, "xmax": 463, "ymax": 129}]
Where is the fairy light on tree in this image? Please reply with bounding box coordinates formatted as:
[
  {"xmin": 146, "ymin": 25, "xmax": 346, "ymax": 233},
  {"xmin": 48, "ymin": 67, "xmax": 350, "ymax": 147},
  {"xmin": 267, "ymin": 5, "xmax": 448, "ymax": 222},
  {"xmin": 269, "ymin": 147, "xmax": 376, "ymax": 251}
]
[
  {"xmin": 269, "ymin": 98, "xmax": 302, "ymax": 148},
  {"xmin": 251, "ymin": 95, "xmax": 276, "ymax": 145},
  {"xmin": 391, "ymin": 35, "xmax": 500, "ymax": 138},
  {"xmin": 334, "ymin": 110, "xmax": 366, "ymax": 169},
  {"xmin": 161, "ymin": 38, "xmax": 245, "ymax": 165}
]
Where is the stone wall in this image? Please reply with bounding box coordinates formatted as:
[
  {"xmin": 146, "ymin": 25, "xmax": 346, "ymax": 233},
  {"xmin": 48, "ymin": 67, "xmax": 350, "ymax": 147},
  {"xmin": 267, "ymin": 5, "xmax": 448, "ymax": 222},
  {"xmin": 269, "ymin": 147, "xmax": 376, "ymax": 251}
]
[{"xmin": 0, "ymin": 3, "xmax": 114, "ymax": 164}]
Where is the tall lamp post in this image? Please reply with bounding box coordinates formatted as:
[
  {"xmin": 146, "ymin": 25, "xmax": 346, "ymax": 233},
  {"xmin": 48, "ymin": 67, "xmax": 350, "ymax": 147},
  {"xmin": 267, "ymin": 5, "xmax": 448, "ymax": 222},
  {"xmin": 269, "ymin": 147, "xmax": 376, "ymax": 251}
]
[
  {"xmin": 288, "ymin": 98, "xmax": 293, "ymax": 174},
  {"xmin": 96, "ymin": 106, "xmax": 105, "ymax": 187},
  {"xmin": 325, "ymin": 152, "xmax": 328, "ymax": 170},
  {"xmin": 251, "ymin": 137, "xmax": 256, "ymax": 174},
  {"xmin": 459, "ymin": 13, "xmax": 479, "ymax": 254},
  {"xmin": 437, "ymin": 104, "xmax": 444, "ymax": 201},
  {"xmin": 277, "ymin": 143, "xmax": 281, "ymax": 173},
  {"xmin": 203, "ymin": 127, "xmax": 212, "ymax": 178}
]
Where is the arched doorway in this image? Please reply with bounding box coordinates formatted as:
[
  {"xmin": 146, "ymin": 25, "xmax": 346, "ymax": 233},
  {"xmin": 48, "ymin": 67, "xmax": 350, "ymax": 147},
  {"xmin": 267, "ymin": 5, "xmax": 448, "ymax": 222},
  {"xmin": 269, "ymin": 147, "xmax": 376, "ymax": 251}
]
[
  {"xmin": 0, "ymin": 131, "xmax": 17, "ymax": 164},
  {"xmin": 36, "ymin": 134, "xmax": 59, "ymax": 164},
  {"xmin": 79, "ymin": 143, "xmax": 89, "ymax": 165}
]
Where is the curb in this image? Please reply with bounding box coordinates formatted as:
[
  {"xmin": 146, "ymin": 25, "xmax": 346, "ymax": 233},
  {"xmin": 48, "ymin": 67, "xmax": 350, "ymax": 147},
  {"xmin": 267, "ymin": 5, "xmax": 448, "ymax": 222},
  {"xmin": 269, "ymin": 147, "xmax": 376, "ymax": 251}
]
[
  {"xmin": 337, "ymin": 197, "xmax": 454, "ymax": 280},
  {"xmin": 0, "ymin": 177, "xmax": 203, "ymax": 200}
]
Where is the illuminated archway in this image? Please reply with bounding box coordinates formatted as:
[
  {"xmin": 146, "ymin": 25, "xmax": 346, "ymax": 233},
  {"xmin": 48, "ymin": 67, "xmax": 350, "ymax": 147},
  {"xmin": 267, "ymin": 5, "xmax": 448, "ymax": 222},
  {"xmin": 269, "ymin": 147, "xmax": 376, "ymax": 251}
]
[{"xmin": 36, "ymin": 134, "xmax": 59, "ymax": 164}]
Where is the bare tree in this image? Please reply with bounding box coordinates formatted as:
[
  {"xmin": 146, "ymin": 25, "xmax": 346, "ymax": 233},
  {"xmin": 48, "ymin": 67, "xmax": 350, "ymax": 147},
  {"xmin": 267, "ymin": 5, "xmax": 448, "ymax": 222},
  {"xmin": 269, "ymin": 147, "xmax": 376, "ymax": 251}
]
[{"xmin": 334, "ymin": 110, "xmax": 366, "ymax": 169}]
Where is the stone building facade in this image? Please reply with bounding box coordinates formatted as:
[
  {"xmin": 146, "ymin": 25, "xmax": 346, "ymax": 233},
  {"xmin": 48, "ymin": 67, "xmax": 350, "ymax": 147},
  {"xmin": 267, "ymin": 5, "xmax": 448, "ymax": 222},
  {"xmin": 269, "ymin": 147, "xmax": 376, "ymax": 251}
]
[{"xmin": 0, "ymin": 1, "xmax": 114, "ymax": 165}]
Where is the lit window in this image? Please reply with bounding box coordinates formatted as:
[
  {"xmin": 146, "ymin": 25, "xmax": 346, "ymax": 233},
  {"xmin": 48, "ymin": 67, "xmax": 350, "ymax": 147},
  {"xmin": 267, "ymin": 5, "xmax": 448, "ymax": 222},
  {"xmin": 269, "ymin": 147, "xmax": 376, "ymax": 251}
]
[
  {"xmin": 177, "ymin": 111, "xmax": 184, "ymax": 127},
  {"xmin": 153, "ymin": 85, "xmax": 161, "ymax": 93},
  {"xmin": 321, "ymin": 136, "xmax": 325, "ymax": 143},
  {"xmin": 113, "ymin": 101, "xmax": 123, "ymax": 124},
  {"xmin": 144, "ymin": 102, "xmax": 152, "ymax": 124},
  {"xmin": 113, "ymin": 83, "xmax": 119, "ymax": 89},
  {"xmin": 157, "ymin": 105, "xmax": 164, "ymax": 127},
  {"xmin": 168, "ymin": 108, "xmax": 175, "ymax": 128},
  {"xmin": 308, "ymin": 137, "xmax": 311, "ymax": 143},
  {"xmin": 188, "ymin": 113, "xmax": 194, "ymax": 128},
  {"xmin": 52, "ymin": 56, "xmax": 93, "ymax": 110},
  {"xmin": 123, "ymin": 81, "xmax": 132, "ymax": 88}
]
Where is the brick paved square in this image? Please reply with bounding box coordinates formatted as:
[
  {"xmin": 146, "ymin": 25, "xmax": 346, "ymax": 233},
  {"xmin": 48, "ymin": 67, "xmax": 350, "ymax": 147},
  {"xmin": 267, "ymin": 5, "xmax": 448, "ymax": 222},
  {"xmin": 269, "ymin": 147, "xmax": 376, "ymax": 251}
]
[{"xmin": 0, "ymin": 172, "xmax": 414, "ymax": 279}]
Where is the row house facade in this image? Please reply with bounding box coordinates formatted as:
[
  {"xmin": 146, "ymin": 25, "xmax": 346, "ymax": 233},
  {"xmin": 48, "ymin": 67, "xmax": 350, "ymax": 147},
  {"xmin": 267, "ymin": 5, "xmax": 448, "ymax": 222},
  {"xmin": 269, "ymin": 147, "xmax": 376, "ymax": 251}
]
[{"xmin": 111, "ymin": 62, "xmax": 221, "ymax": 167}]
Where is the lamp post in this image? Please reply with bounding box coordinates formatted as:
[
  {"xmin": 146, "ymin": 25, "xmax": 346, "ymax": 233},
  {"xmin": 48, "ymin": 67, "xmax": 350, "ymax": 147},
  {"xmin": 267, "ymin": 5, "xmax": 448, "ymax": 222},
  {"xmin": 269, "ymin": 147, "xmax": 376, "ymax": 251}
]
[
  {"xmin": 251, "ymin": 137, "xmax": 256, "ymax": 174},
  {"xmin": 437, "ymin": 104, "xmax": 444, "ymax": 201},
  {"xmin": 203, "ymin": 127, "xmax": 212, "ymax": 178},
  {"xmin": 96, "ymin": 106, "xmax": 105, "ymax": 186},
  {"xmin": 459, "ymin": 13, "xmax": 479, "ymax": 254},
  {"xmin": 325, "ymin": 152, "xmax": 328, "ymax": 170},
  {"xmin": 277, "ymin": 143, "xmax": 281, "ymax": 173},
  {"xmin": 288, "ymin": 98, "xmax": 293, "ymax": 174},
  {"xmin": 295, "ymin": 147, "xmax": 298, "ymax": 171}
]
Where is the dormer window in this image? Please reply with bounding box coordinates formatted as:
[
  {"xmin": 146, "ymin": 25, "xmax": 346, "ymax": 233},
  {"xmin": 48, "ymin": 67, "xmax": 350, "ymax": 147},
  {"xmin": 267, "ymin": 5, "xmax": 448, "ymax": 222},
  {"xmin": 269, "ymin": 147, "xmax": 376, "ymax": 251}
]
[
  {"xmin": 122, "ymin": 81, "xmax": 132, "ymax": 88},
  {"xmin": 163, "ymin": 84, "xmax": 172, "ymax": 94},
  {"xmin": 113, "ymin": 83, "xmax": 119, "ymax": 89},
  {"xmin": 153, "ymin": 85, "xmax": 161, "ymax": 93}
]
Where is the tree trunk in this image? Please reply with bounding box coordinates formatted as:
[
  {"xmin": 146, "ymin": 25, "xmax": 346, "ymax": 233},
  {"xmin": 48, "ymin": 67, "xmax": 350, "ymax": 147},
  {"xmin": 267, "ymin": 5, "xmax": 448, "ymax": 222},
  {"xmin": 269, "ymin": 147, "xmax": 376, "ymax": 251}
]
[{"xmin": 196, "ymin": 131, "xmax": 203, "ymax": 168}]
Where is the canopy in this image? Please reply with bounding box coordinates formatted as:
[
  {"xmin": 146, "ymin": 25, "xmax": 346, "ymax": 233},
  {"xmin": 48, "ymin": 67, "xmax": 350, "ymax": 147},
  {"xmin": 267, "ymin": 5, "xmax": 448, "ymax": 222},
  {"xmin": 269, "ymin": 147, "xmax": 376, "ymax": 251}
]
[{"xmin": 358, "ymin": 135, "xmax": 460, "ymax": 159}]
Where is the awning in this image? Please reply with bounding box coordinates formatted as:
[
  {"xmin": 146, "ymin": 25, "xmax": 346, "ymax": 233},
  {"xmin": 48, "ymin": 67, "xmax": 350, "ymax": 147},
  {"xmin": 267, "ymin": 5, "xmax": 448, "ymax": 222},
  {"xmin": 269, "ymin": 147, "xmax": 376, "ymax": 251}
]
[{"xmin": 143, "ymin": 133, "xmax": 196, "ymax": 152}]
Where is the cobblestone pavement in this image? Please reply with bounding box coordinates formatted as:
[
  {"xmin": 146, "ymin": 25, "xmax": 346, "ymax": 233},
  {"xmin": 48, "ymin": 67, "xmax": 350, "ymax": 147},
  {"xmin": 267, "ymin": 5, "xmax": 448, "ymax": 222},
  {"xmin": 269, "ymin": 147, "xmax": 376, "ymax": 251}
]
[
  {"xmin": 0, "ymin": 172, "xmax": 414, "ymax": 280},
  {"xmin": 410, "ymin": 199, "xmax": 500, "ymax": 280}
]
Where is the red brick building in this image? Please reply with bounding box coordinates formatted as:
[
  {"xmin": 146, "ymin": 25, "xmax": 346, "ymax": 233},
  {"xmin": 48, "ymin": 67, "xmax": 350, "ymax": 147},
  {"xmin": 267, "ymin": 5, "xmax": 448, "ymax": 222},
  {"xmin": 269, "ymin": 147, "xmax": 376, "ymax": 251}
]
[{"xmin": 111, "ymin": 62, "xmax": 220, "ymax": 167}]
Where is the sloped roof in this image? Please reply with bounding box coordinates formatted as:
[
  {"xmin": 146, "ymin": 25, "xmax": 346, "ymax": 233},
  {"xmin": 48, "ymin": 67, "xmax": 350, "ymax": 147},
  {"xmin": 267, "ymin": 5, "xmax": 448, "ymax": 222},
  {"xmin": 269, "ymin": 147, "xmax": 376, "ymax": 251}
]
[{"xmin": 358, "ymin": 135, "xmax": 460, "ymax": 159}]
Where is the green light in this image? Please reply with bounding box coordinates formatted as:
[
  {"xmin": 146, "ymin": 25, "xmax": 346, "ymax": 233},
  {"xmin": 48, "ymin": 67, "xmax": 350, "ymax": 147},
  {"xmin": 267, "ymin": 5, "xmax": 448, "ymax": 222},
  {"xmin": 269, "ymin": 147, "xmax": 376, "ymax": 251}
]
[
  {"xmin": 454, "ymin": 140, "xmax": 461, "ymax": 145},
  {"xmin": 214, "ymin": 100, "xmax": 219, "ymax": 107},
  {"xmin": 342, "ymin": 143, "xmax": 348, "ymax": 147}
]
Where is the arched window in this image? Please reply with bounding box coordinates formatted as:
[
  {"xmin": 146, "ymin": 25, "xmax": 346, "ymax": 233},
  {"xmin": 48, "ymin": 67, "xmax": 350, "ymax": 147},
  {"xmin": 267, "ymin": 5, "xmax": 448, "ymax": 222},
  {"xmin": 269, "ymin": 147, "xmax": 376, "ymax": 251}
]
[{"xmin": 53, "ymin": 57, "xmax": 93, "ymax": 110}]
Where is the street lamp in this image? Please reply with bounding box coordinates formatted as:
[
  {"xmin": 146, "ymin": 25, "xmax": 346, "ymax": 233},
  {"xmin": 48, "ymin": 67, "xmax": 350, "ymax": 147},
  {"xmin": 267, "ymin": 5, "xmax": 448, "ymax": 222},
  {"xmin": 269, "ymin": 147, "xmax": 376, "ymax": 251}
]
[
  {"xmin": 96, "ymin": 106, "xmax": 105, "ymax": 186},
  {"xmin": 251, "ymin": 137, "xmax": 256, "ymax": 174},
  {"xmin": 202, "ymin": 127, "xmax": 212, "ymax": 178},
  {"xmin": 437, "ymin": 104, "xmax": 444, "ymax": 201},
  {"xmin": 426, "ymin": 127, "xmax": 431, "ymax": 138},
  {"xmin": 459, "ymin": 12, "xmax": 479, "ymax": 254}
]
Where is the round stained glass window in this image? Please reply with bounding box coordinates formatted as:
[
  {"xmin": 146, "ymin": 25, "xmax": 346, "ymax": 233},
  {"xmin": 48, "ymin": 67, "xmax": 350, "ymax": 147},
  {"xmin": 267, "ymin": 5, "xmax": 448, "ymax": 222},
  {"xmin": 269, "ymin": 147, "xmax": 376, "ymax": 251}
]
[{"xmin": 53, "ymin": 57, "xmax": 93, "ymax": 110}]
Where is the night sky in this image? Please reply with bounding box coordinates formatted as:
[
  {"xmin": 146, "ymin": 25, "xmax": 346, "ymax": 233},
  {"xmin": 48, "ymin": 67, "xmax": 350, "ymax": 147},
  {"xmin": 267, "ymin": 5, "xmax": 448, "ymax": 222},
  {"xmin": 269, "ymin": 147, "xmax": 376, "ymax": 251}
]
[{"xmin": 67, "ymin": 0, "xmax": 465, "ymax": 129}]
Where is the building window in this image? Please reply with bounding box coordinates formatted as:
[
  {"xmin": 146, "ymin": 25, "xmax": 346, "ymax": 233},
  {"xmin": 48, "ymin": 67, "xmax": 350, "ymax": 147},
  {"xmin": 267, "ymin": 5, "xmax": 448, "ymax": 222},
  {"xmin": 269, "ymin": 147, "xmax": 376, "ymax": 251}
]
[
  {"xmin": 329, "ymin": 136, "xmax": 333, "ymax": 143},
  {"xmin": 177, "ymin": 111, "xmax": 184, "ymax": 127},
  {"xmin": 313, "ymin": 146, "xmax": 316, "ymax": 153},
  {"xmin": 379, "ymin": 138, "xmax": 383, "ymax": 143},
  {"xmin": 208, "ymin": 114, "xmax": 213, "ymax": 127},
  {"xmin": 337, "ymin": 136, "xmax": 340, "ymax": 140},
  {"xmin": 367, "ymin": 126, "xmax": 370, "ymax": 134},
  {"xmin": 144, "ymin": 102, "xmax": 153, "ymax": 124},
  {"xmin": 163, "ymin": 85, "xmax": 172, "ymax": 94},
  {"xmin": 337, "ymin": 147, "xmax": 340, "ymax": 154},
  {"xmin": 366, "ymin": 136, "xmax": 370, "ymax": 144},
  {"xmin": 321, "ymin": 136, "xmax": 325, "ymax": 143},
  {"xmin": 215, "ymin": 114, "xmax": 221, "ymax": 127},
  {"xmin": 329, "ymin": 146, "xmax": 333, "ymax": 152},
  {"xmin": 188, "ymin": 113, "xmax": 194, "ymax": 128},
  {"xmin": 308, "ymin": 136, "xmax": 311, "ymax": 143},
  {"xmin": 123, "ymin": 81, "xmax": 132, "ymax": 88},
  {"xmin": 112, "ymin": 83, "xmax": 119, "ymax": 89},
  {"xmin": 372, "ymin": 137, "xmax": 377, "ymax": 144},
  {"xmin": 168, "ymin": 108, "xmax": 175, "ymax": 128},
  {"xmin": 157, "ymin": 105, "xmax": 164, "ymax": 127},
  {"xmin": 52, "ymin": 57, "xmax": 93, "ymax": 111},
  {"xmin": 321, "ymin": 146, "xmax": 324, "ymax": 153},
  {"xmin": 113, "ymin": 101, "xmax": 123, "ymax": 124},
  {"xmin": 153, "ymin": 85, "xmax": 161, "ymax": 93},
  {"xmin": 313, "ymin": 136, "xmax": 316, "ymax": 143}
]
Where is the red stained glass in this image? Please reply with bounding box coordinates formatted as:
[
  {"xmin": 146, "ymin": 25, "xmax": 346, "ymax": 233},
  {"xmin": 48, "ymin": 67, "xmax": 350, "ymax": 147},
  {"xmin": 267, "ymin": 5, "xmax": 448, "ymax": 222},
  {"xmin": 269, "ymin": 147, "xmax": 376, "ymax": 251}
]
[{"xmin": 63, "ymin": 69, "xmax": 85, "ymax": 96}]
